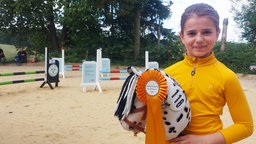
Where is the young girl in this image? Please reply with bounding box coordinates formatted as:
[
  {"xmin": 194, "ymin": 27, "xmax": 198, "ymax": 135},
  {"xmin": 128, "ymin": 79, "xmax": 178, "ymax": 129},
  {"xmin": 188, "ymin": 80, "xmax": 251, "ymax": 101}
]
[{"xmin": 164, "ymin": 3, "xmax": 253, "ymax": 144}]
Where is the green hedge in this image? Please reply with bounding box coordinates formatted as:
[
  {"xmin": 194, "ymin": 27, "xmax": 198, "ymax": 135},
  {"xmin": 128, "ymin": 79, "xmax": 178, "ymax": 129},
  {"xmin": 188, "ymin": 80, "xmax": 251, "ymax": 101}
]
[{"xmin": 214, "ymin": 42, "xmax": 256, "ymax": 74}]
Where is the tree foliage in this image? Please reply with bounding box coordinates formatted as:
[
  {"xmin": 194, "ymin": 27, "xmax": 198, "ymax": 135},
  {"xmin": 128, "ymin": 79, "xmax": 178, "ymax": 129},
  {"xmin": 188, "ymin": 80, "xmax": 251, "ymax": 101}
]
[
  {"xmin": 231, "ymin": 0, "xmax": 256, "ymax": 45},
  {"xmin": 0, "ymin": 0, "xmax": 62, "ymax": 53},
  {"xmin": 0, "ymin": 0, "xmax": 176, "ymax": 64}
]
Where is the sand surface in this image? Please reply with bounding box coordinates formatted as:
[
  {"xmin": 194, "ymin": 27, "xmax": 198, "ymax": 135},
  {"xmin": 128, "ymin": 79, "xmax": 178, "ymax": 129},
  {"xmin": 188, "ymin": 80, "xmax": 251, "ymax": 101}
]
[{"xmin": 0, "ymin": 63, "xmax": 255, "ymax": 144}]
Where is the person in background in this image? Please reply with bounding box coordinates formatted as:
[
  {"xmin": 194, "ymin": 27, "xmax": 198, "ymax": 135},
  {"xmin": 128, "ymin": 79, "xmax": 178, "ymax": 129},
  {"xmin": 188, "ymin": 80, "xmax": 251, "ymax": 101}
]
[
  {"xmin": 0, "ymin": 48, "xmax": 6, "ymax": 65},
  {"xmin": 164, "ymin": 3, "xmax": 253, "ymax": 144},
  {"xmin": 15, "ymin": 47, "xmax": 27, "ymax": 65}
]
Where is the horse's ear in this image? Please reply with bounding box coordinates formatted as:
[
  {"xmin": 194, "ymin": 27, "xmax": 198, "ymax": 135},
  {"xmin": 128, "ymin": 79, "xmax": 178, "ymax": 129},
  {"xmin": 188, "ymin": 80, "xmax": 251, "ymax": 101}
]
[{"xmin": 127, "ymin": 66, "xmax": 134, "ymax": 75}]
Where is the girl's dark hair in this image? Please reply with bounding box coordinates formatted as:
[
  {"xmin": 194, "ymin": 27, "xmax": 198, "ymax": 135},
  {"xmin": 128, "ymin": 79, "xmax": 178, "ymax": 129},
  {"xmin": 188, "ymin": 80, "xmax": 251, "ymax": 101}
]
[{"xmin": 180, "ymin": 3, "xmax": 220, "ymax": 34}]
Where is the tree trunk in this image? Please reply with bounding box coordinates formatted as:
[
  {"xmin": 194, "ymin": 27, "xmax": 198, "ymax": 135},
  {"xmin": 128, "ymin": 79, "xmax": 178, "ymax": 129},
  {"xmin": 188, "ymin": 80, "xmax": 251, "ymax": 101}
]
[
  {"xmin": 220, "ymin": 18, "xmax": 228, "ymax": 51},
  {"xmin": 134, "ymin": 10, "xmax": 141, "ymax": 60},
  {"xmin": 47, "ymin": 5, "xmax": 59, "ymax": 51},
  {"xmin": 47, "ymin": 21, "xmax": 59, "ymax": 51}
]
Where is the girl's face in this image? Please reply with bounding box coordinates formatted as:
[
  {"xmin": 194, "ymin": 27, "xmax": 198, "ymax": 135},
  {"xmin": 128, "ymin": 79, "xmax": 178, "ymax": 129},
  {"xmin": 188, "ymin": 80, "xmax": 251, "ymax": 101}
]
[{"xmin": 180, "ymin": 16, "xmax": 220, "ymax": 58}]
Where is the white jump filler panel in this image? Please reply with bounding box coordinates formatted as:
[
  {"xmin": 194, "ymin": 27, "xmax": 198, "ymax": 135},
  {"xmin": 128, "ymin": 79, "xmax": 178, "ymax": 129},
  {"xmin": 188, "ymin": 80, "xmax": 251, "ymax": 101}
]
[{"xmin": 81, "ymin": 61, "xmax": 102, "ymax": 92}]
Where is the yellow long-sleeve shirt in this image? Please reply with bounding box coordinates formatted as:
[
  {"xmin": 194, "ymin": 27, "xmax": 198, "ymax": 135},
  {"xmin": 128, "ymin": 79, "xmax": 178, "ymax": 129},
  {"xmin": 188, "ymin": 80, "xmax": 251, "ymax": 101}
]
[{"xmin": 164, "ymin": 52, "xmax": 253, "ymax": 144}]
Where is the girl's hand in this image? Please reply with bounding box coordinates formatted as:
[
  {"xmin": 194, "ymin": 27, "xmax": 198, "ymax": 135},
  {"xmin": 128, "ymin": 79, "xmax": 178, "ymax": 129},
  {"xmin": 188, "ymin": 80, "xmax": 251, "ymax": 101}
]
[
  {"xmin": 171, "ymin": 134, "xmax": 208, "ymax": 144},
  {"xmin": 169, "ymin": 132, "xmax": 225, "ymax": 144}
]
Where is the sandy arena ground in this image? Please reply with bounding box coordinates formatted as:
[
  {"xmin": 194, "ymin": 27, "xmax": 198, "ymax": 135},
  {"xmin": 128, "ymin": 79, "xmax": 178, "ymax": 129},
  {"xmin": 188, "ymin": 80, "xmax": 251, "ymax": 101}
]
[{"xmin": 0, "ymin": 63, "xmax": 255, "ymax": 144}]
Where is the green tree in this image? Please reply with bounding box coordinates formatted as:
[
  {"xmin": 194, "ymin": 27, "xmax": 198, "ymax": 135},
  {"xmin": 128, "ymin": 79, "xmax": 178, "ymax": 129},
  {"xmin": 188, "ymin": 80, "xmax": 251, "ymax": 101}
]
[
  {"xmin": 0, "ymin": 0, "xmax": 61, "ymax": 52},
  {"xmin": 97, "ymin": 0, "xmax": 171, "ymax": 60},
  {"xmin": 231, "ymin": 0, "xmax": 256, "ymax": 45},
  {"xmin": 0, "ymin": 0, "xmax": 175, "ymax": 64},
  {"xmin": 60, "ymin": 0, "xmax": 103, "ymax": 61}
]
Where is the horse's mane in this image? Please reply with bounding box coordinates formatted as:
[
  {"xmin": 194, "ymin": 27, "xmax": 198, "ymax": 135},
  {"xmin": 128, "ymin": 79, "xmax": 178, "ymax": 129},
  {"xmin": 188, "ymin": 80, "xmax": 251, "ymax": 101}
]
[{"xmin": 114, "ymin": 67, "xmax": 138, "ymax": 120}]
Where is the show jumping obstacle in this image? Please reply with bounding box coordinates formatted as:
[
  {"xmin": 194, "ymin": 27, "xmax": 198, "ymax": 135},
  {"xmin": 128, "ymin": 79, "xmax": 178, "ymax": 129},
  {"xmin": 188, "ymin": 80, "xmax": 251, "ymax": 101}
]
[
  {"xmin": 0, "ymin": 48, "xmax": 59, "ymax": 89},
  {"xmin": 99, "ymin": 69, "xmax": 128, "ymax": 81},
  {"xmin": 65, "ymin": 64, "xmax": 82, "ymax": 71},
  {"xmin": 0, "ymin": 71, "xmax": 45, "ymax": 77},
  {"xmin": 145, "ymin": 51, "xmax": 159, "ymax": 70},
  {"xmin": 97, "ymin": 49, "xmax": 159, "ymax": 81},
  {"xmin": 81, "ymin": 49, "xmax": 128, "ymax": 92},
  {"xmin": 81, "ymin": 49, "xmax": 159, "ymax": 92},
  {"xmin": 0, "ymin": 71, "xmax": 45, "ymax": 85},
  {"xmin": 97, "ymin": 48, "xmax": 129, "ymax": 81}
]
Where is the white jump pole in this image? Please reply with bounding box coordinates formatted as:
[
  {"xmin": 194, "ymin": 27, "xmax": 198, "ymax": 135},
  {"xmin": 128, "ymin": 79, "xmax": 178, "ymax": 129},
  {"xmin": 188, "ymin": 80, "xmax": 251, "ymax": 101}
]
[
  {"xmin": 96, "ymin": 48, "xmax": 102, "ymax": 90},
  {"xmin": 97, "ymin": 48, "xmax": 102, "ymax": 73},
  {"xmin": 61, "ymin": 48, "xmax": 65, "ymax": 78},
  {"xmin": 44, "ymin": 47, "xmax": 48, "ymax": 82},
  {"xmin": 145, "ymin": 51, "xmax": 149, "ymax": 70}
]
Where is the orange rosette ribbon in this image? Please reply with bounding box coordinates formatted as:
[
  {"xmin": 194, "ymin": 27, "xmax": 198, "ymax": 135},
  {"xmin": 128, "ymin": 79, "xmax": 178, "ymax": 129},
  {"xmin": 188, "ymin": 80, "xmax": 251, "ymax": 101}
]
[{"xmin": 136, "ymin": 69, "xmax": 168, "ymax": 144}]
